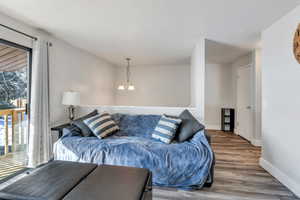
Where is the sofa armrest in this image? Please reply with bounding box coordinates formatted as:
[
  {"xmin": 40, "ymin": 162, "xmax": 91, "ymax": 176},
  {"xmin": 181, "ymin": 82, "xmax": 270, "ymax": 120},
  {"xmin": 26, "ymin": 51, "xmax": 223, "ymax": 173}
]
[
  {"xmin": 204, "ymin": 130, "xmax": 211, "ymax": 144},
  {"xmin": 203, "ymin": 129, "xmax": 214, "ymax": 188}
]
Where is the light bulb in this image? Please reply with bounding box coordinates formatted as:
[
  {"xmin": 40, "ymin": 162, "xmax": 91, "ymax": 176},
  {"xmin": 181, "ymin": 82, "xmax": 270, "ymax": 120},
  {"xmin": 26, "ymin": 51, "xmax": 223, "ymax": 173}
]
[
  {"xmin": 118, "ymin": 85, "xmax": 125, "ymax": 90},
  {"xmin": 128, "ymin": 85, "xmax": 135, "ymax": 91}
]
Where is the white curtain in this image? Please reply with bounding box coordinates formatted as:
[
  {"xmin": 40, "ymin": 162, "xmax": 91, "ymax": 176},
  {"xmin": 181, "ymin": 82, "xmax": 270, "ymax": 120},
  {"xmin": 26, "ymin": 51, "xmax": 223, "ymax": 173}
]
[{"xmin": 28, "ymin": 39, "xmax": 52, "ymax": 168}]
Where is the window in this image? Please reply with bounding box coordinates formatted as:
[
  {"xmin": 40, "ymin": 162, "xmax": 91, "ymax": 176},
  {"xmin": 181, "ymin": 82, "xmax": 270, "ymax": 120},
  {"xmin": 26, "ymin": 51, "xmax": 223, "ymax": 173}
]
[{"xmin": 0, "ymin": 39, "xmax": 32, "ymax": 181}]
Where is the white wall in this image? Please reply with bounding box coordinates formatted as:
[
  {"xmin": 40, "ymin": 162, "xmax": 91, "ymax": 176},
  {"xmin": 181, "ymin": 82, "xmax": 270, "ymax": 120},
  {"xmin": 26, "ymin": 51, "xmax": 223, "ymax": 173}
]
[
  {"xmin": 0, "ymin": 14, "xmax": 34, "ymax": 49},
  {"xmin": 260, "ymin": 5, "xmax": 300, "ymax": 197},
  {"xmin": 0, "ymin": 12, "xmax": 117, "ymax": 125},
  {"xmin": 231, "ymin": 53, "xmax": 253, "ymax": 111},
  {"xmin": 230, "ymin": 52, "xmax": 262, "ymax": 146},
  {"xmin": 0, "ymin": 11, "xmax": 207, "ymax": 125},
  {"xmin": 78, "ymin": 105, "xmax": 200, "ymax": 121},
  {"xmin": 190, "ymin": 40, "xmax": 206, "ymax": 122},
  {"xmin": 204, "ymin": 52, "xmax": 262, "ymax": 137},
  {"xmin": 114, "ymin": 64, "xmax": 190, "ymax": 107},
  {"xmin": 253, "ymin": 49, "xmax": 262, "ymax": 145},
  {"xmin": 205, "ymin": 63, "xmax": 234, "ymax": 129},
  {"xmin": 49, "ymin": 39, "xmax": 116, "ymax": 124}
]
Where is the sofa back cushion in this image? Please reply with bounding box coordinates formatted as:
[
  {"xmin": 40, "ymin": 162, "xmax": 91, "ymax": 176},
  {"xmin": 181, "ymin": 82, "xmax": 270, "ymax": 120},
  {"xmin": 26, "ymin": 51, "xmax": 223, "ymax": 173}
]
[{"xmin": 112, "ymin": 114, "xmax": 160, "ymax": 138}]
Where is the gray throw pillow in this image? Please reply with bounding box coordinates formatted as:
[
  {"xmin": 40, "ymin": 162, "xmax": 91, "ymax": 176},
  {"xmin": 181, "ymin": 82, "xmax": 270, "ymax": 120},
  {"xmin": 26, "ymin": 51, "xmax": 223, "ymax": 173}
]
[
  {"xmin": 62, "ymin": 125, "xmax": 82, "ymax": 137},
  {"xmin": 73, "ymin": 110, "xmax": 98, "ymax": 137},
  {"xmin": 176, "ymin": 109, "xmax": 205, "ymax": 142}
]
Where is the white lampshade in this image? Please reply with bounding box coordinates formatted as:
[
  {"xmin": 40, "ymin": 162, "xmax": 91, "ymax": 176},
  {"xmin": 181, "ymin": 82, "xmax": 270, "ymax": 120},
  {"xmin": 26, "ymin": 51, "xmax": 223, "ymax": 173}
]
[{"xmin": 62, "ymin": 91, "xmax": 80, "ymax": 106}]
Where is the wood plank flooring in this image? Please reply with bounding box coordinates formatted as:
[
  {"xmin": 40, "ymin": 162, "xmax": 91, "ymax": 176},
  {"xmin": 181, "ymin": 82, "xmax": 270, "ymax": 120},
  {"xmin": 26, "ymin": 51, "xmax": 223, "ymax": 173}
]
[
  {"xmin": 0, "ymin": 154, "xmax": 25, "ymax": 180},
  {"xmin": 153, "ymin": 130, "xmax": 299, "ymax": 200}
]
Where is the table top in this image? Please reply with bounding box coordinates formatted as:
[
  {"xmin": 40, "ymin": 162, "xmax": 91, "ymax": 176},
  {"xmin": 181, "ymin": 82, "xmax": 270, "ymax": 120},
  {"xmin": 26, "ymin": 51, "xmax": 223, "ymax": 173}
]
[
  {"xmin": 0, "ymin": 161, "xmax": 151, "ymax": 200},
  {"xmin": 63, "ymin": 165, "xmax": 151, "ymax": 200},
  {"xmin": 0, "ymin": 161, "xmax": 97, "ymax": 200}
]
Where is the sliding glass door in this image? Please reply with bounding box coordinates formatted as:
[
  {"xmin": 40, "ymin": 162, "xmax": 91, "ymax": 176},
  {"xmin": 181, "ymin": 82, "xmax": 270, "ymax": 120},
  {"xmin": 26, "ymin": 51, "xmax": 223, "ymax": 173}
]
[{"xmin": 0, "ymin": 39, "xmax": 31, "ymax": 180}]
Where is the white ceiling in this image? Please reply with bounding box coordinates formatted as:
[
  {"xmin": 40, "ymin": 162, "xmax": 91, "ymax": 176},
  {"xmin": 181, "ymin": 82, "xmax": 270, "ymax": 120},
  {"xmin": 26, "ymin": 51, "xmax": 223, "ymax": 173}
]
[{"xmin": 0, "ymin": 0, "xmax": 298, "ymax": 66}]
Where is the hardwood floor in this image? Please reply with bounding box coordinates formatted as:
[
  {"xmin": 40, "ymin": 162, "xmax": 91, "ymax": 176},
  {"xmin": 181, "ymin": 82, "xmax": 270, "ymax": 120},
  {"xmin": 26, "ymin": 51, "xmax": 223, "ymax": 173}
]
[
  {"xmin": 0, "ymin": 153, "xmax": 25, "ymax": 180},
  {"xmin": 153, "ymin": 130, "xmax": 299, "ymax": 200}
]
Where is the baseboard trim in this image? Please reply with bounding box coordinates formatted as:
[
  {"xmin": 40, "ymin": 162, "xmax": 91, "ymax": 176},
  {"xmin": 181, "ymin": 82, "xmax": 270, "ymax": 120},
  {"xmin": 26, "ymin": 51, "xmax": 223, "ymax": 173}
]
[
  {"xmin": 260, "ymin": 158, "xmax": 300, "ymax": 197},
  {"xmin": 234, "ymin": 130, "xmax": 261, "ymax": 146},
  {"xmin": 205, "ymin": 124, "xmax": 220, "ymax": 130},
  {"xmin": 251, "ymin": 139, "xmax": 262, "ymax": 147}
]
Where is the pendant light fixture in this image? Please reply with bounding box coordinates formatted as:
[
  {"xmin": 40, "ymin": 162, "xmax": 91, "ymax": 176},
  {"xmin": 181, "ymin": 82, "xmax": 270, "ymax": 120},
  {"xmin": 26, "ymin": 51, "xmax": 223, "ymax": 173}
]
[{"xmin": 118, "ymin": 58, "xmax": 135, "ymax": 91}]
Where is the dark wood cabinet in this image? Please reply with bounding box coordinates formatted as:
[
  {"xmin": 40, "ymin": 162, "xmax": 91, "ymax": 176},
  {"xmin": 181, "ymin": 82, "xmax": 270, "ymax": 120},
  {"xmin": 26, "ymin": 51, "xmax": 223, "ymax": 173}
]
[{"xmin": 221, "ymin": 108, "xmax": 235, "ymax": 132}]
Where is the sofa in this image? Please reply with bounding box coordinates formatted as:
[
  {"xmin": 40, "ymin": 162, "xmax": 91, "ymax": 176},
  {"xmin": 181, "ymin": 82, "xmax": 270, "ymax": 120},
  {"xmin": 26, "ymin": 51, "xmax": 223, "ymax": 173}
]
[{"xmin": 53, "ymin": 113, "xmax": 214, "ymax": 190}]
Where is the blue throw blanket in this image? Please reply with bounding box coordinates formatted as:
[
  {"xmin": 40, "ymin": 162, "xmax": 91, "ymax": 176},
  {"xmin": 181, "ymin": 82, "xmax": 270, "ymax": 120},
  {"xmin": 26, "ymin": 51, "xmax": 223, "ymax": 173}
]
[{"xmin": 53, "ymin": 114, "xmax": 213, "ymax": 189}]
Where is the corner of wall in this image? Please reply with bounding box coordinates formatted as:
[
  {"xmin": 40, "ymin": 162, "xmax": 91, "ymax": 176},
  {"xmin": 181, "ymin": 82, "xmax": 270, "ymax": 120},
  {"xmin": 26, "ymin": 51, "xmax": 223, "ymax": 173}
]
[
  {"xmin": 191, "ymin": 38, "xmax": 206, "ymax": 121},
  {"xmin": 260, "ymin": 158, "xmax": 300, "ymax": 197},
  {"xmin": 251, "ymin": 139, "xmax": 262, "ymax": 147}
]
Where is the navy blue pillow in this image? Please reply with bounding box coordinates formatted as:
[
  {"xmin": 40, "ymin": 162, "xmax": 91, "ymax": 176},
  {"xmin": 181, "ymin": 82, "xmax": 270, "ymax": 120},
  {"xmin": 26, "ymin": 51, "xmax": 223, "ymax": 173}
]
[
  {"xmin": 176, "ymin": 110, "xmax": 205, "ymax": 142},
  {"xmin": 73, "ymin": 110, "xmax": 98, "ymax": 137},
  {"xmin": 62, "ymin": 125, "xmax": 82, "ymax": 138}
]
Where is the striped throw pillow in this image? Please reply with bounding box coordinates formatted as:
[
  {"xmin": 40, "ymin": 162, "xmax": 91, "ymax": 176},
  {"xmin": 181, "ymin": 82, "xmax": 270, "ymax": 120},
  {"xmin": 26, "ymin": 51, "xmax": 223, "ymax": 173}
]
[
  {"xmin": 152, "ymin": 115, "xmax": 182, "ymax": 144},
  {"xmin": 83, "ymin": 112, "xmax": 119, "ymax": 139}
]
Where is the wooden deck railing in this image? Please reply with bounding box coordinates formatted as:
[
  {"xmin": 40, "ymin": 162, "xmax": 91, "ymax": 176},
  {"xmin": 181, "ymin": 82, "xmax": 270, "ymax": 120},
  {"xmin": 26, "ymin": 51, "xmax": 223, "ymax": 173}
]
[{"xmin": 0, "ymin": 108, "xmax": 27, "ymax": 156}]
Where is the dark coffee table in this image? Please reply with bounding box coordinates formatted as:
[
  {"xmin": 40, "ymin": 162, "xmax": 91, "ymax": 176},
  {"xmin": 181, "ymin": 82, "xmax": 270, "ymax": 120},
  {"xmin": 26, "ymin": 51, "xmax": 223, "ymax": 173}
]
[{"xmin": 0, "ymin": 161, "xmax": 152, "ymax": 200}]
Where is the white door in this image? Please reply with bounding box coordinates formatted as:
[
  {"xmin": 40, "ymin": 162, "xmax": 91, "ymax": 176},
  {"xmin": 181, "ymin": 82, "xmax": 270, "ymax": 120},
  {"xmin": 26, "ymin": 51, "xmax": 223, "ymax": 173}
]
[{"xmin": 236, "ymin": 66, "xmax": 252, "ymax": 141}]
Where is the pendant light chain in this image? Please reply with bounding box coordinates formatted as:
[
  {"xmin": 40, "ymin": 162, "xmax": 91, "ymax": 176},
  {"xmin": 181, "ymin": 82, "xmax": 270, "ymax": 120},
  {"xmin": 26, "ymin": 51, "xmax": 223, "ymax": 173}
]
[
  {"xmin": 126, "ymin": 58, "xmax": 131, "ymax": 84},
  {"xmin": 117, "ymin": 58, "xmax": 135, "ymax": 90}
]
